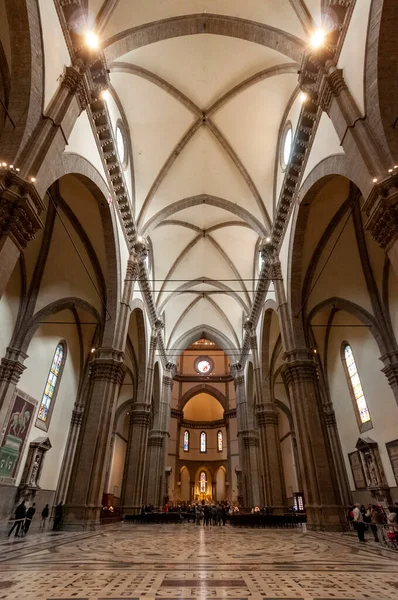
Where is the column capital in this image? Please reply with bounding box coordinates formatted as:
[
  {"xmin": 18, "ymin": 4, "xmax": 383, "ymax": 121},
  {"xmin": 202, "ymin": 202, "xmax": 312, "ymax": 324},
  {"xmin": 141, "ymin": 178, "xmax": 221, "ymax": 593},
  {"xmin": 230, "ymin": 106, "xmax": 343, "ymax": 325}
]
[
  {"xmin": 230, "ymin": 362, "xmax": 244, "ymax": 383},
  {"xmin": 61, "ymin": 62, "xmax": 90, "ymax": 111},
  {"xmin": 323, "ymin": 401, "xmax": 337, "ymax": 427},
  {"xmin": 318, "ymin": 65, "xmax": 348, "ymax": 113},
  {"xmin": 363, "ymin": 172, "xmax": 398, "ymax": 251},
  {"xmin": 281, "ymin": 349, "xmax": 318, "ymax": 386},
  {"xmin": 131, "ymin": 235, "xmax": 149, "ymax": 262},
  {"xmin": 256, "ymin": 402, "xmax": 279, "ymax": 426},
  {"xmin": 0, "ymin": 347, "xmax": 28, "ymax": 385},
  {"xmin": 381, "ymin": 362, "xmax": 398, "ymax": 389},
  {"xmin": 0, "ymin": 171, "xmax": 45, "ymax": 250},
  {"xmin": 89, "ymin": 348, "xmax": 126, "ymax": 385},
  {"xmin": 240, "ymin": 430, "xmax": 259, "ymax": 447},
  {"xmin": 130, "ymin": 403, "xmax": 151, "ymax": 427},
  {"xmin": 71, "ymin": 407, "xmax": 84, "ymax": 427},
  {"xmin": 148, "ymin": 430, "xmax": 166, "ymax": 447}
]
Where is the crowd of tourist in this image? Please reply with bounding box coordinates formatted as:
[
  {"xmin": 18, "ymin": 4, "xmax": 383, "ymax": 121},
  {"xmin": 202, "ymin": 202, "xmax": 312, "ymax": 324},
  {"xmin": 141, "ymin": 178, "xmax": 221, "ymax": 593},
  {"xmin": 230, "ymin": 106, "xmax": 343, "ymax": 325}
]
[{"xmin": 347, "ymin": 502, "xmax": 398, "ymax": 545}]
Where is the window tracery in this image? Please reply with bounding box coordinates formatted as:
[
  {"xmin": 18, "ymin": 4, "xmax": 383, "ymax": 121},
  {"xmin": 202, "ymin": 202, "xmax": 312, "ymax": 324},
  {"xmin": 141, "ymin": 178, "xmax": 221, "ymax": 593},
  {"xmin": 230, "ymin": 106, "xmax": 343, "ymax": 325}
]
[
  {"xmin": 37, "ymin": 343, "xmax": 65, "ymax": 427},
  {"xmin": 217, "ymin": 430, "xmax": 223, "ymax": 452},
  {"xmin": 183, "ymin": 430, "xmax": 189, "ymax": 452},
  {"xmin": 199, "ymin": 470, "xmax": 207, "ymax": 493},
  {"xmin": 342, "ymin": 343, "xmax": 371, "ymax": 429}
]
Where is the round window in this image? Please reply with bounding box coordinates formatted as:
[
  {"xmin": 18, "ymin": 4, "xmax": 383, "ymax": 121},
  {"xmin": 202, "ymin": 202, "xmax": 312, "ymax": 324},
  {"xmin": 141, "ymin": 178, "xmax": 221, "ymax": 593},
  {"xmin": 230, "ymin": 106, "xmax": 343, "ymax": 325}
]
[
  {"xmin": 115, "ymin": 121, "xmax": 127, "ymax": 169},
  {"xmin": 195, "ymin": 357, "xmax": 213, "ymax": 375},
  {"xmin": 281, "ymin": 124, "xmax": 293, "ymax": 170}
]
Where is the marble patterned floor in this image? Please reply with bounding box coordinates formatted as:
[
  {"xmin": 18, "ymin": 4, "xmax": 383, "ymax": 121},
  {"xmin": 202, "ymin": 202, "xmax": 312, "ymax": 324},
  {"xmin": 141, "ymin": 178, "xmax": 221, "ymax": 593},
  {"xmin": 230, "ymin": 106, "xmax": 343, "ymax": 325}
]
[{"xmin": 0, "ymin": 523, "xmax": 397, "ymax": 599}]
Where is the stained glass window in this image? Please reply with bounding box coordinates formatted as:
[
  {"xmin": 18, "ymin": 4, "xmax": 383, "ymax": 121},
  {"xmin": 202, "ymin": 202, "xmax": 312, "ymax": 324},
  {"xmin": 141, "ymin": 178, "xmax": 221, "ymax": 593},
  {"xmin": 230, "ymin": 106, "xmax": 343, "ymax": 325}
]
[
  {"xmin": 38, "ymin": 343, "xmax": 65, "ymax": 424},
  {"xmin": 217, "ymin": 430, "xmax": 223, "ymax": 452},
  {"xmin": 200, "ymin": 431, "xmax": 207, "ymax": 453},
  {"xmin": 183, "ymin": 430, "xmax": 189, "ymax": 452},
  {"xmin": 343, "ymin": 344, "xmax": 371, "ymax": 425},
  {"xmin": 196, "ymin": 358, "xmax": 212, "ymax": 374},
  {"xmin": 200, "ymin": 471, "xmax": 207, "ymax": 493}
]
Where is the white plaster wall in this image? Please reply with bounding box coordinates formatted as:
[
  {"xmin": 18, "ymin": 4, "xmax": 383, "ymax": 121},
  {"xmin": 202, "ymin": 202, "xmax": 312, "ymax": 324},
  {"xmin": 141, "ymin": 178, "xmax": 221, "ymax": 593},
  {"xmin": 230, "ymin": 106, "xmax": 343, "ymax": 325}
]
[
  {"xmin": 35, "ymin": 217, "xmax": 102, "ymax": 314},
  {"xmin": 338, "ymin": 0, "xmax": 372, "ymax": 114},
  {"xmin": 65, "ymin": 111, "xmax": 109, "ymax": 184},
  {"xmin": 301, "ymin": 113, "xmax": 344, "ymax": 183},
  {"xmin": 15, "ymin": 318, "xmax": 80, "ymax": 491},
  {"xmin": 0, "ymin": 261, "xmax": 21, "ymax": 359},
  {"xmin": 38, "ymin": 0, "xmax": 70, "ymax": 111},
  {"xmin": 327, "ymin": 311, "xmax": 398, "ymax": 490}
]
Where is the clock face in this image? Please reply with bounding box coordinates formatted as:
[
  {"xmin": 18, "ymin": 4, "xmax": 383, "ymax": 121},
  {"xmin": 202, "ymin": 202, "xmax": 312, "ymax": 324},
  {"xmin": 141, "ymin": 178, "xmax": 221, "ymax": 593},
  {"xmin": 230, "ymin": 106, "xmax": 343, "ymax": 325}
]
[{"xmin": 196, "ymin": 358, "xmax": 212, "ymax": 374}]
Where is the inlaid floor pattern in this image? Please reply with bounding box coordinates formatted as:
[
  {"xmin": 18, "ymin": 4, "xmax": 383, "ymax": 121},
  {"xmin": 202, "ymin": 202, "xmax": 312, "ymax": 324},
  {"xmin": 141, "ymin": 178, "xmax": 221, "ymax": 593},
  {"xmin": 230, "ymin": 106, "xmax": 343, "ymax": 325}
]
[{"xmin": 0, "ymin": 523, "xmax": 397, "ymax": 599}]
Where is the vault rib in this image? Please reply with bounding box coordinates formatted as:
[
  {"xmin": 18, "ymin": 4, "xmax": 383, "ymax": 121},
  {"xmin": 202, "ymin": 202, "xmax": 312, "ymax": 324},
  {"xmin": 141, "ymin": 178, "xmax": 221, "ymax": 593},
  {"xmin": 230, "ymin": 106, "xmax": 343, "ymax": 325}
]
[
  {"xmin": 158, "ymin": 277, "xmax": 249, "ymax": 315},
  {"xmin": 142, "ymin": 194, "xmax": 268, "ymax": 237},
  {"xmin": 137, "ymin": 118, "xmax": 203, "ymax": 229},
  {"xmin": 110, "ymin": 62, "xmax": 202, "ymax": 117},
  {"xmin": 206, "ymin": 119, "xmax": 271, "ymax": 230}
]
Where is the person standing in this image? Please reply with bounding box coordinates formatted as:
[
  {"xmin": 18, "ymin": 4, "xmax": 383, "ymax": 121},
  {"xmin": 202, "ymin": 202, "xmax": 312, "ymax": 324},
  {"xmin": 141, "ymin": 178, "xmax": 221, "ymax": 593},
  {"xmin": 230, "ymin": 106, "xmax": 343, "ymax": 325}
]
[
  {"xmin": 40, "ymin": 504, "xmax": 49, "ymax": 529},
  {"xmin": 370, "ymin": 504, "xmax": 384, "ymax": 543},
  {"xmin": 24, "ymin": 503, "xmax": 36, "ymax": 535},
  {"xmin": 53, "ymin": 502, "xmax": 63, "ymax": 531},
  {"xmin": 8, "ymin": 501, "xmax": 26, "ymax": 538},
  {"xmin": 353, "ymin": 503, "xmax": 366, "ymax": 542}
]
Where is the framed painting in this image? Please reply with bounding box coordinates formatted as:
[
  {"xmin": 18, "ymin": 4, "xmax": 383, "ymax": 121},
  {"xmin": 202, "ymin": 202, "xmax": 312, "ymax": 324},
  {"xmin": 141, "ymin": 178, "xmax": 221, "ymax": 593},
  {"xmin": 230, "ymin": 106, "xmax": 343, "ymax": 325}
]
[{"xmin": 0, "ymin": 389, "xmax": 37, "ymax": 485}]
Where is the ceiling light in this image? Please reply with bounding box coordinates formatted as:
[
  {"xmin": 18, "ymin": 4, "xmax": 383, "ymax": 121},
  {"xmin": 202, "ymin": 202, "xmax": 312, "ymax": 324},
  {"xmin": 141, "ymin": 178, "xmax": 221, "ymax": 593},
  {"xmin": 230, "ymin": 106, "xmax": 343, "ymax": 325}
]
[
  {"xmin": 16, "ymin": 168, "xmax": 20, "ymax": 172},
  {"xmin": 30, "ymin": 177, "xmax": 36, "ymax": 182},
  {"xmin": 310, "ymin": 29, "xmax": 326, "ymax": 49},
  {"xmin": 299, "ymin": 91, "xmax": 308, "ymax": 103},
  {"xmin": 101, "ymin": 89, "xmax": 110, "ymax": 101},
  {"xmin": 372, "ymin": 178, "xmax": 378, "ymax": 183},
  {"xmin": 388, "ymin": 169, "xmax": 393, "ymax": 173},
  {"xmin": 2, "ymin": 162, "xmax": 7, "ymax": 167},
  {"xmin": 85, "ymin": 31, "xmax": 99, "ymax": 49},
  {"xmin": 91, "ymin": 348, "xmax": 96, "ymax": 353},
  {"xmin": 266, "ymin": 237, "xmax": 271, "ymax": 243}
]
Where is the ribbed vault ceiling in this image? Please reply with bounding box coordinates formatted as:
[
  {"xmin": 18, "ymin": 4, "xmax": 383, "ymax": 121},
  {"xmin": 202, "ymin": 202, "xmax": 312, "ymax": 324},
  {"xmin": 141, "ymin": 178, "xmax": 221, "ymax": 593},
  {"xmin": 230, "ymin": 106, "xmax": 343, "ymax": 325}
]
[{"xmin": 88, "ymin": 0, "xmax": 319, "ymax": 353}]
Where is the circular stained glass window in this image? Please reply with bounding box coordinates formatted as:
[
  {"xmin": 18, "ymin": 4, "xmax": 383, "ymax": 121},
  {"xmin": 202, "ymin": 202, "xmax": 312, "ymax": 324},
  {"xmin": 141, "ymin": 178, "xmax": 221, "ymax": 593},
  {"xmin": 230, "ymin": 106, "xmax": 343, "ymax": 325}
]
[
  {"xmin": 195, "ymin": 357, "xmax": 213, "ymax": 375},
  {"xmin": 281, "ymin": 124, "xmax": 293, "ymax": 170}
]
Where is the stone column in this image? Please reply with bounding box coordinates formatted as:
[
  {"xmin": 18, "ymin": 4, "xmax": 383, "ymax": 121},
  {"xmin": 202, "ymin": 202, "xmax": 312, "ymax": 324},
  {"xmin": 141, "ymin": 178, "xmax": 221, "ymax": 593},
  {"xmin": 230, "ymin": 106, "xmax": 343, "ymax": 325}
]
[
  {"xmin": 281, "ymin": 349, "xmax": 345, "ymax": 530},
  {"xmin": 247, "ymin": 325, "xmax": 285, "ymax": 511},
  {"xmin": 122, "ymin": 330, "xmax": 159, "ymax": 513},
  {"xmin": 65, "ymin": 347, "xmax": 126, "ymax": 527},
  {"xmin": 55, "ymin": 405, "xmax": 84, "ymax": 505},
  {"xmin": 63, "ymin": 256, "xmax": 138, "ymax": 528},
  {"xmin": 0, "ymin": 171, "xmax": 44, "ymax": 301},
  {"xmin": 256, "ymin": 403, "xmax": 286, "ymax": 512},
  {"xmin": 157, "ymin": 364, "xmax": 176, "ymax": 506},
  {"xmin": 212, "ymin": 480, "xmax": 217, "ymax": 501},
  {"xmin": 230, "ymin": 364, "xmax": 261, "ymax": 507},
  {"xmin": 323, "ymin": 402, "xmax": 352, "ymax": 507}
]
